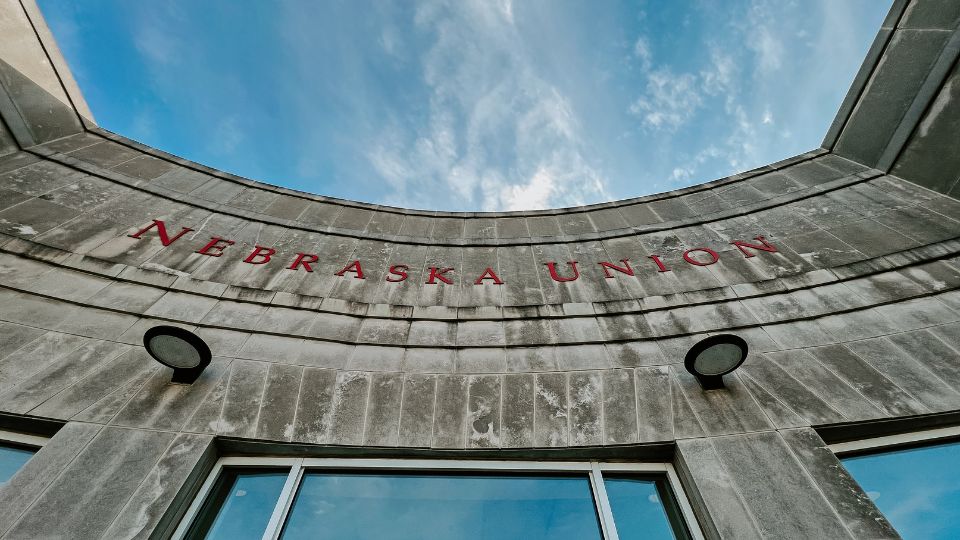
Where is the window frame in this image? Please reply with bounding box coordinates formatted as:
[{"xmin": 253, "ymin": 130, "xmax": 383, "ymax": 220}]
[
  {"xmin": 828, "ymin": 425, "xmax": 960, "ymax": 456},
  {"xmin": 0, "ymin": 430, "xmax": 47, "ymax": 449},
  {"xmin": 172, "ymin": 457, "xmax": 704, "ymax": 540}
]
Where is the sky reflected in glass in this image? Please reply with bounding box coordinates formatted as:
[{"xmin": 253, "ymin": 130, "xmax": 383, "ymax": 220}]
[
  {"xmin": 0, "ymin": 445, "xmax": 34, "ymax": 484},
  {"xmin": 605, "ymin": 477, "xmax": 680, "ymax": 539},
  {"xmin": 280, "ymin": 473, "xmax": 603, "ymax": 540},
  {"xmin": 198, "ymin": 469, "xmax": 288, "ymax": 540},
  {"xmin": 842, "ymin": 441, "xmax": 960, "ymax": 540}
]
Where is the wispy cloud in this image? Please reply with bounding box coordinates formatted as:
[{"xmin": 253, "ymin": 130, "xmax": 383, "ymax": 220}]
[
  {"xmin": 41, "ymin": 0, "xmax": 890, "ymax": 211},
  {"xmin": 361, "ymin": 0, "xmax": 609, "ymax": 210},
  {"xmin": 629, "ymin": 69, "xmax": 702, "ymax": 131}
]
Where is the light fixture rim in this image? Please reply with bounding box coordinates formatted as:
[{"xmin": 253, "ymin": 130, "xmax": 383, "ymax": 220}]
[
  {"xmin": 143, "ymin": 325, "xmax": 212, "ymax": 372},
  {"xmin": 684, "ymin": 333, "xmax": 749, "ymax": 378}
]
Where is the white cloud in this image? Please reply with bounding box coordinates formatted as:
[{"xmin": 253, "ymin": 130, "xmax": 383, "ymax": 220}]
[
  {"xmin": 744, "ymin": 0, "xmax": 785, "ymax": 74},
  {"xmin": 762, "ymin": 109, "xmax": 774, "ymax": 125},
  {"xmin": 633, "ymin": 36, "xmax": 652, "ymax": 70},
  {"xmin": 363, "ymin": 0, "xmax": 609, "ymax": 210},
  {"xmin": 629, "ymin": 69, "xmax": 702, "ymax": 131},
  {"xmin": 209, "ymin": 116, "xmax": 244, "ymax": 155}
]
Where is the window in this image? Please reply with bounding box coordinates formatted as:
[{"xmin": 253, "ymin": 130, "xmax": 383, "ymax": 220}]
[
  {"xmin": 0, "ymin": 432, "xmax": 44, "ymax": 485},
  {"xmin": 174, "ymin": 459, "xmax": 702, "ymax": 540},
  {"xmin": 833, "ymin": 427, "xmax": 960, "ymax": 540}
]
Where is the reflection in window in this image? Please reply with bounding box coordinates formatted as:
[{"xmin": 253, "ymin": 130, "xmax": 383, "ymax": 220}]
[
  {"xmin": 605, "ymin": 477, "xmax": 683, "ymax": 539},
  {"xmin": 280, "ymin": 473, "xmax": 602, "ymax": 540},
  {"xmin": 186, "ymin": 468, "xmax": 288, "ymax": 540},
  {"xmin": 842, "ymin": 440, "xmax": 960, "ymax": 540},
  {"xmin": 183, "ymin": 466, "xmax": 693, "ymax": 539},
  {"xmin": 0, "ymin": 444, "xmax": 35, "ymax": 484}
]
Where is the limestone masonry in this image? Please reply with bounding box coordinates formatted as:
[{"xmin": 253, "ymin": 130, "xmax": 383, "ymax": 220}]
[{"xmin": 0, "ymin": 0, "xmax": 959, "ymax": 538}]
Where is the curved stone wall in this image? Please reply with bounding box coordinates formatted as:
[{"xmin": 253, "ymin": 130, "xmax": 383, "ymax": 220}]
[{"xmin": 1, "ymin": 0, "xmax": 959, "ymax": 538}]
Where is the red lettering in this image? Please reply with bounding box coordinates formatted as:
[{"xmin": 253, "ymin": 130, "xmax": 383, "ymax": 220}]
[
  {"xmin": 474, "ymin": 267, "xmax": 504, "ymax": 285},
  {"xmin": 545, "ymin": 261, "xmax": 580, "ymax": 282},
  {"xmin": 196, "ymin": 237, "xmax": 235, "ymax": 257},
  {"xmin": 127, "ymin": 219, "xmax": 193, "ymax": 246},
  {"xmin": 386, "ymin": 264, "xmax": 409, "ymax": 282},
  {"xmin": 599, "ymin": 259, "xmax": 634, "ymax": 279},
  {"xmin": 243, "ymin": 245, "xmax": 275, "ymax": 265},
  {"xmin": 288, "ymin": 253, "xmax": 318, "ymax": 272},
  {"xmin": 335, "ymin": 260, "xmax": 365, "ymax": 279},
  {"xmin": 426, "ymin": 267, "xmax": 454, "ymax": 285},
  {"xmin": 648, "ymin": 255, "xmax": 670, "ymax": 272},
  {"xmin": 683, "ymin": 248, "xmax": 719, "ymax": 266},
  {"xmin": 731, "ymin": 236, "xmax": 778, "ymax": 258}
]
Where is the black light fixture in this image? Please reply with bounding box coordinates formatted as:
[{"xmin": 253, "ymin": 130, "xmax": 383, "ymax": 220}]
[
  {"xmin": 143, "ymin": 326, "xmax": 211, "ymax": 384},
  {"xmin": 684, "ymin": 334, "xmax": 748, "ymax": 389}
]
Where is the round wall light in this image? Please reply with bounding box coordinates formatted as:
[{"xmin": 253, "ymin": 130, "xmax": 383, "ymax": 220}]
[
  {"xmin": 143, "ymin": 326, "xmax": 211, "ymax": 384},
  {"xmin": 684, "ymin": 334, "xmax": 748, "ymax": 389}
]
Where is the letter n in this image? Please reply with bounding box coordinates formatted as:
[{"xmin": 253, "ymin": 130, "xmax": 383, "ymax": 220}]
[
  {"xmin": 127, "ymin": 220, "xmax": 193, "ymax": 246},
  {"xmin": 599, "ymin": 259, "xmax": 634, "ymax": 279},
  {"xmin": 731, "ymin": 236, "xmax": 778, "ymax": 258}
]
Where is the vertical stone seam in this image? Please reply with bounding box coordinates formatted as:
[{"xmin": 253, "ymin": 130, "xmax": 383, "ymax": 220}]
[
  {"xmin": 95, "ymin": 431, "xmax": 184, "ymax": 539},
  {"xmin": 564, "ymin": 372, "xmax": 572, "ymax": 447},
  {"xmin": 702, "ymin": 436, "xmax": 770, "ymax": 538},
  {"xmin": 358, "ymin": 371, "xmax": 375, "ymax": 446},
  {"xmin": 212, "ymin": 361, "xmax": 237, "ymax": 435},
  {"xmin": 0, "ymin": 331, "xmax": 88, "ymax": 394},
  {"xmin": 530, "ymin": 373, "xmax": 538, "ymax": 448},
  {"xmin": 249, "ymin": 361, "xmax": 272, "ymax": 440},
  {"xmin": 81, "ymin": 365, "xmax": 160, "ymax": 426},
  {"xmin": 598, "ymin": 370, "xmax": 607, "ymax": 446},
  {"xmin": 763, "ymin": 355, "xmax": 850, "ymax": 421},
  {"xmin": 775, "ymin": 430, "xmax": 859, "ymax": 540},
  {"xmin": 285, "ymin": 368, "xmax": 307, "ymax": 443},
  {"xmin": 834, "ymin": 342, "xmax": 933, "ymax": 414},
  {"xmin": 736, "ymin": 369, "xmax": 807, "ymax": 429},
  {"xmin": 493, "ymin": 244, "xmax": 505, "ymax": 309},
  {"xmin": 392, "ymin": 372, "xmax": 405, "ymax": 447},
  {"xmin": 455, "ymin": 243, "xmax": 465, "ymax": 309},
  {"xmin": 0, "ymin": 422, "xmax": 105, "ymax": 538},
  {"xmin": 803, "ymin": 348, "xmax": 911, "ymax": 418},
  {"xmin": 23, "ymin": 344, "xmax": 133, "ymax": 417},
  {"xmin": 427, "ymin": 375, "xmax": 439, "ymax": 447},
  {"xmin": 179, "ymin": 361, "xmax": 230, "ymax": 435},
  {"xmin": 497, "ymin": 373, "xmax": 504, "ymax": 449},
  {"xmin": 412, "ymin": 242, "xmax": 432, "ymax": 306},
  {"xmin": 884, "ymin": 330, "xmax": 960, "ymax": 395}
]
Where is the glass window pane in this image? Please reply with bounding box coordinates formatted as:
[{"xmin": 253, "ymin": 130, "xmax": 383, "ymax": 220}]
[
  {"xmin": 187, "ymin": 468, "xmax": 289, "ymax": 540},
  {"xmin": 0, "ymin": 445, "xmax": 35, "ymax": 484},
  {"xmin": 280, "ymin": 472, "xmax": 603, "ymax": 540},
  {"xmin": 605, "ymin": 477, "xmax": 683, "ymax": 540},
  {"xmin": 842, "ymin": 440, "xmax": 960, "ymax": 540}
]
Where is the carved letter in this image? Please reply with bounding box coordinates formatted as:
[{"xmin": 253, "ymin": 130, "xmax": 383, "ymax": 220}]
[
  {"xmin": 683, "ymin": 247, "xmax": 719, "ymax": 266},
  {"xmin": 599, "ymin": 259, "xmax": 634, "ymax": 279},
  {"xmin": 474, "ymin": 267, "xmax": 504, "ymax": 285},
  {"xmin": 288, "ymin": 253, "xmax": 318, "ymax": 272},
  {"xmin": 243, "ymin": 245, "xmax": 275, "ymax": 265},
  {"xmin": 335, "ymin": 260, "xmax": 365, "ymax": 279},
  {"xmin": 731, "ymin": 236, "xmax": 778, "ymax": 258},
  {"xmin": 386, "ymin": 264, "xmax": 409, "ymax": 282},
  {"xmin": 426, "ymin": 267, "xmax": 454, "ymax": 285},
  {"xmin": 648, "ymin": 255, "xmax": 670, "ymax": 273},
  {"xmin": 545, "ymin": 261, "xmax": 579, "ymax": 282},
  {"xmin": 127, "ymin": 219, "xmax": 193, "ymax": 246},
  {"xmin": 196, "ymin": 237, "xmax": 235, "ymax": 257}
]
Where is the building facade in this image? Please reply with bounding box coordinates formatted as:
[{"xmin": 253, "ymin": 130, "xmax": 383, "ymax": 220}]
[{"xmin": 1, "ymin": 0, "xmax": 960, "ymax": 538}]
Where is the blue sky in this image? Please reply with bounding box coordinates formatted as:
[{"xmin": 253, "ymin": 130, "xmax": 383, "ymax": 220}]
[{"xmin": 39, "ymin": 0, "xmax": 890, "ymax": 211}]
